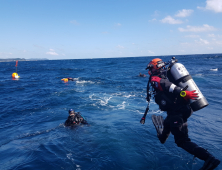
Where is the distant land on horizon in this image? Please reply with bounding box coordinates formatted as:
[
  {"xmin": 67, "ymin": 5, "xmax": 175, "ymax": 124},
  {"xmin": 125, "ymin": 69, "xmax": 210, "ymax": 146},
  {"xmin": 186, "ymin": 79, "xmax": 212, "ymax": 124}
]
[
  {"xmin": 0, "ymin": 53, "xmax": 221, "ymax": 62},
  {"xmin": 0, "ymin": 58, "xmax": 49, "ymax": 62}
]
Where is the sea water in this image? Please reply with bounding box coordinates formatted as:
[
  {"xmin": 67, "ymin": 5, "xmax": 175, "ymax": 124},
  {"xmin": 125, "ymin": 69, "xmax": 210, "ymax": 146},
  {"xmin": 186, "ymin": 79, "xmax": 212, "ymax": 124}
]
[{"xmin": 0, "ymin": 54, "xmax": 222, "ymax": 170}]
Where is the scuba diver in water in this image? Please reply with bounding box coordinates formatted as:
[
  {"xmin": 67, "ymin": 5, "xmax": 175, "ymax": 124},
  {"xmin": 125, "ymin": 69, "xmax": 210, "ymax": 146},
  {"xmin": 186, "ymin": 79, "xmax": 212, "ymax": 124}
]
[
  {"xmin": 61, "ymin": 78, "xmax": 76, "ymax": 82},
  {"xmin": 65, "ymin": 109, "xmax": 88, "ymax": 126},
  {"xmin": 140, "ymin": 58, "xmax": 220, "ymax": 170},
  {"xmin": 138, "ymin": 73, "xmax": 146, "ymax": 77}
]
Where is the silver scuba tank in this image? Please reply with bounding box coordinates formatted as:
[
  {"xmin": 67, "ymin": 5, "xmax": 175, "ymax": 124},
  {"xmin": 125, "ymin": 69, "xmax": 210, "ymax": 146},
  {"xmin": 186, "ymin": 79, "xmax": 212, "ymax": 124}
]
[{"xmin": 167, "ymin": 62, "xmax": 208, "ymax": 111}]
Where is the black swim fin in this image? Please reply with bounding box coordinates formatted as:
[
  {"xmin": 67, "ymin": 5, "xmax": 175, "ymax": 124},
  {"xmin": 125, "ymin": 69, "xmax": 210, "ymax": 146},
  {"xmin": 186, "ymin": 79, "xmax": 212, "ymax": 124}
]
[
  {"xmin": 152, "ymin": 115, "xmax": 164, "ymax": 137},
  {"xmin": 199, "ymin": 156, "xmax": 220, "ymax": 170}
]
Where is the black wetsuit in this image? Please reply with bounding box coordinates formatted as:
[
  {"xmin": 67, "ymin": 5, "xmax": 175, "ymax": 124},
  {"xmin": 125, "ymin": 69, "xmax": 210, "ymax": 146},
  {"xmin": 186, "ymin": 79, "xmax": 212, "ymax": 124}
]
[
  {"xmin": 65, "ymin": 113, "xmax": 88, "ymax": 126},
  {"xmin": 67, "ymin": 78, "xmax": 75, "ymax": 81},
  {"xmin": 149, "ymin": 74, "xmax": 213, "ymax": 161}
]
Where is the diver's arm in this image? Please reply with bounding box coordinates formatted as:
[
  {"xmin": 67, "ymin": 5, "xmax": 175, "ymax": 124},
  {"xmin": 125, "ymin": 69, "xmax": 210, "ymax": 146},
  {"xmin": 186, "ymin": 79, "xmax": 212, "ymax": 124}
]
[
  {"xmin": 65, "ymin": 119, "xmax": 71, "ymax": 126},
  {"xmin": 79, "ymin": 115, "xmax": 88, "ymax": 124},
  {"xmin": 81, "ymin": 119, "xmax": 88, "ymax": 124},
  {"xmin": 151, "ymin": 76, "xmax": 198, "ymax": 100},
  {"xmin": 151, "ymin": 76, "xmax": 182, "ymax": 95},
  {"xmin": 65, "ymin": 120, "xmax": 68, "ymax": 126},
  {"xmin": 76, "ymin": 114, "xmax": 88, "ymax": 124}
]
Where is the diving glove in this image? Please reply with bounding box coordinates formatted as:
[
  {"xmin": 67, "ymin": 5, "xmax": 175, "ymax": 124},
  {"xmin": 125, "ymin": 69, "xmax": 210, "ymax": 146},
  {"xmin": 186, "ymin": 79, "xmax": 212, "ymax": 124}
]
[{"xmin": 180, "ymin": 90, "xmax": 199, "ymax": 100}]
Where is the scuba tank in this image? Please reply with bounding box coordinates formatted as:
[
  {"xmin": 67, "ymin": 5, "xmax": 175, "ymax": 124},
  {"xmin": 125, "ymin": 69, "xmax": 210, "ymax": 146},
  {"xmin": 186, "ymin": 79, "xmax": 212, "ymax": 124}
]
[{"xmin": 166, "ymin": 58, "xmax": 208, "ymax": 111}]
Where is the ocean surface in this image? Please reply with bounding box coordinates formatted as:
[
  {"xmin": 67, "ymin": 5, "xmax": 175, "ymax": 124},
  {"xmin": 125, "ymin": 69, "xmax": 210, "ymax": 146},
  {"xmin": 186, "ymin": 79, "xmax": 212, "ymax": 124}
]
[{"xmin": 0, "ymin": 54, "xmax": 222, "ymax": 170}]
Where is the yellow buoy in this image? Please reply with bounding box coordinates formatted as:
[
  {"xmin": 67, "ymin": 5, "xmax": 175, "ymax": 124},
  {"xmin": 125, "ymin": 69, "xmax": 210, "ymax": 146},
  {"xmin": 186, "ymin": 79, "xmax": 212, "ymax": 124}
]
[
  {"xmin": 61, "ymin": 78, "xmax": 68, "ymax": 82},
  {"xmin": 12, "ymin": 72, "xmax": 20, "ymax": 78}
]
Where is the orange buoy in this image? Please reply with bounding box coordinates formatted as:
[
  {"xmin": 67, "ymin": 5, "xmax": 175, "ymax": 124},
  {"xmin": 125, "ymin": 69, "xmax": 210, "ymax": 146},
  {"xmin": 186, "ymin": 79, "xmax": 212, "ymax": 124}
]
[{"xmin": 12, "ymin": 72, "xmax": 20, "ymax": 78}]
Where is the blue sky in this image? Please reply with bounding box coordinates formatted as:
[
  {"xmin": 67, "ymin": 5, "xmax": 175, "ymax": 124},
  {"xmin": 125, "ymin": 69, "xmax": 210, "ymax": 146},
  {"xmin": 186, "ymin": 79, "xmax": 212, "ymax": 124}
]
[{"xmin": 0, "ymin": 0, "xmax": 222, "ymax": 60}]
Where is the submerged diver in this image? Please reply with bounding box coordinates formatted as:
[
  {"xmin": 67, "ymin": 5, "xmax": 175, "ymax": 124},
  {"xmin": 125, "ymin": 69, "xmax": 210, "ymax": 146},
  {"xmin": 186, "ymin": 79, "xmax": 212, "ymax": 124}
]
[
  {"xmin": 65, "ymin": 109, "xmax": 88, "ymax": 126},
  {"xmin": 138, "ymin": 73, "xmax": 146, "ymax": 77},
  {"xmin": 141, "ymin": 58, "xmax": 220, "ymax": 170}
]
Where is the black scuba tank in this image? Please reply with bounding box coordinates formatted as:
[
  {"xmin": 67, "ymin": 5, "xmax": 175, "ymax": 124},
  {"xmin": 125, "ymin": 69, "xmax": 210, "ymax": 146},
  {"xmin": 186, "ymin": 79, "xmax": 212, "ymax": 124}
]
[{"xmin": 167, "ymin": 62, "xmax": 208, "ymax": 112}]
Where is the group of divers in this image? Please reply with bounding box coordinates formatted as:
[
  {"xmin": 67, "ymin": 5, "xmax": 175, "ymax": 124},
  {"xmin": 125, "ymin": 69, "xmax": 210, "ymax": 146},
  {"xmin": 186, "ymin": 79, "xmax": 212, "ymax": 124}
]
[{"xmin": 63, "ymin": 57, "xmax": 220, "ymax": 170}]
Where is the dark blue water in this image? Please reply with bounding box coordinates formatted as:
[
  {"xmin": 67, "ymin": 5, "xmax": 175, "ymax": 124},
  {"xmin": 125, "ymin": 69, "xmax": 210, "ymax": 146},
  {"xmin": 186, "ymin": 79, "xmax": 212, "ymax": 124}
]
[{"xmin": 0, "ymin": 54, "xmax": 222, "ymax": 170}]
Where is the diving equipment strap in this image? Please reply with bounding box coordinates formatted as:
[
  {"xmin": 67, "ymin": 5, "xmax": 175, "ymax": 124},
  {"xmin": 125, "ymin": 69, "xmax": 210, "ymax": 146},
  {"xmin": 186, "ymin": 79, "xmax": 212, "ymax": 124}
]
[
  {"xmin": 140, "ymin": 75, "xmax": 152, "ymax": 124},
  {"xmin": 140, "ymin": 103, "xmax": 150, "ymax": 124}
]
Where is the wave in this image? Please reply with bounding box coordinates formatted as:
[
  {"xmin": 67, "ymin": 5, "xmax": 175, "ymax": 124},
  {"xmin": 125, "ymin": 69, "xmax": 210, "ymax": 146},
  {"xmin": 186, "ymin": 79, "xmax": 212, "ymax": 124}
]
[
  {"xmin": 0, "ymin": 124, "xmax": 64, "ymax": 147},
  {"xmin": 116, "ymin": 101, "xmax": 127, "ymax": 110},
  {"xmin": 203, "ymin": 54, "xmax": 222, "ymax": 59},
  {"xmin": 88, "ymin": 91, "xmax": 149, "ymax": 112},
  {"xmin": 111, "ymin": 92, "xmax": 137, "ymax": 98},
  {"xmin": 210, "ymin": 68, "xmax": 218, "ymax": 71},
  {"xmin": 89, "ymin": 93, "xmax": 129, "ymax": 110},
  {"xmin": 76, "ymin": 80, "xmax": 95, "ymax": 84},
  {"xmin": 71, "ymin": 77, "xmax": 96, "ymax": 84},
  {"xmin": 89, "ymin": 94, "xmax": 112, "ymax": 106},
  {"xmin": 136, "ymin": 110, "xmax": 145, "ymax": 115}
]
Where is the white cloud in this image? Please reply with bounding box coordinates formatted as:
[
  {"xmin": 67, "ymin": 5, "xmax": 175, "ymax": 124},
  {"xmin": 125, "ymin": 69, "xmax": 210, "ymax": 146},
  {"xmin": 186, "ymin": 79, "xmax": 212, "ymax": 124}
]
[
  {"xmin": 152, "ymin": 10, "xmax": 160, "ymax": 17},
  {"xmin": 197, "ymin": 0, "xmax": 222, "ymax": 13},
  {"xmin": 161, "ymin": 16, "xmax": 183, "ymax": 24},
  {"xmin": 0, "ymin": 52, "xmax": 12, "ymax": 55},
  {"xmin": 215, "ymin": 41, "xmax": 222, "ymax": 45},
  {"xmin": 149, "ymin": 18, "xmax": 157, "ymax": 22},
  {"xmin": 175, "ymin": 9, "xmax": 194, "ymax": 17},
  {"xmin": 46, "ymin": 52, "xmax": 59, "ymax": 55},
  {"xmin": 193, "ymin": 38, "xmax": 209, "ymax": 45},
  {"xmin": 0, "ymin": 52, "xmax": 13, "ymax": 58},
  {"xmin": 199, "ymin": 38, "xmax": 209, "ymax": 44},
  {"xmin": 208, "ymin": 34, "xmax": 215, "ymax": 37},
  {"xmin": 115, "ymin": 23, "xmax": 122, "ymax": 26},
  {"xmin": 206, "ymin": 0, "xmax": 222, "ymax": 12},
  {"xmin": 197, "ymin": 6, "xmax": 204, "ymax": 10},
  {"xmin": 178, "ymin": 24, "xmax": 216, "ymax": 32},
  {"xmin": 70, "ymin": 20, "xmax": 80, "ymax": 25},
  {"xmin": 148, "ymin": 50, "xmax": 155, "ymax": 54},
  {"xmin": 116, "ymin": 45, "xmax": 124, "ymax": 49},
  {"xmin": 46, "ymin": 49, "xmax": 59, "ymax": 56},
  {"xmin": 180, "ymin": 42, "xmax": 190, "ymax": 46},
  {"xmin": 185, "ymin": 35, "xmax": 200, "ymax": 38}
]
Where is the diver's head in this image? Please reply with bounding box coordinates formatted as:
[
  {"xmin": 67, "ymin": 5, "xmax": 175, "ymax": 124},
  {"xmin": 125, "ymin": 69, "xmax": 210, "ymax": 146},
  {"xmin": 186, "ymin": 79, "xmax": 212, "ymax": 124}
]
[
  {"xmin": 69, "ymin": 109, "xmax": 75, "ymax": 115},
  {"xmin": 146, "ymin": 58, "xmax": 165, "ymax": 75}
]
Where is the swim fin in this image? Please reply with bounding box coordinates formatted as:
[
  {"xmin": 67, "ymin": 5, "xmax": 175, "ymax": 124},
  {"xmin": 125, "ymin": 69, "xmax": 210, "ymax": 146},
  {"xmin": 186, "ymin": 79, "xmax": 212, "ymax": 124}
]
[
  {"xmin": 199, "ymin": 156, "xmax": 220, "ymax": 170},
  {"xmin": 152, "ymin": 115, "xmax": 164, "ymax": 137}
]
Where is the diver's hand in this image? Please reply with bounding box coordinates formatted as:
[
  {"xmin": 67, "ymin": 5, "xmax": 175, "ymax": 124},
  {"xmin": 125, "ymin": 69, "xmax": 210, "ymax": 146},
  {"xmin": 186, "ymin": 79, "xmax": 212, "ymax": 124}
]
[
  {"xmin": 184, "ymin": 90, "xmax": 198, "ymax": 100},
  {"xmin": 140, "ymin": 117, "xmax": 145, "ymax": 124}
]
